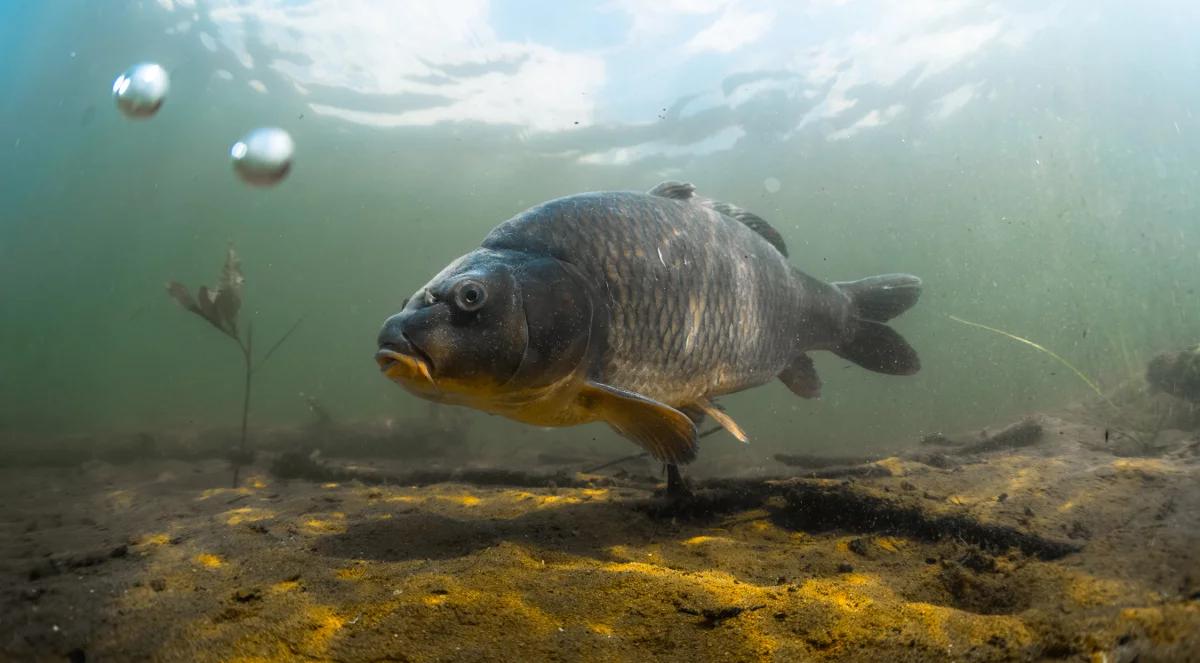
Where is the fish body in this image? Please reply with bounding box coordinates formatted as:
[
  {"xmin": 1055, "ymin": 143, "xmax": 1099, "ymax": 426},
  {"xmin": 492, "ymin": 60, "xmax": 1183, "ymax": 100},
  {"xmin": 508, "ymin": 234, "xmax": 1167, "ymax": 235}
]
[{"xmin": 376, "ymin": 182, "xmax": 922, "ymax": 464}]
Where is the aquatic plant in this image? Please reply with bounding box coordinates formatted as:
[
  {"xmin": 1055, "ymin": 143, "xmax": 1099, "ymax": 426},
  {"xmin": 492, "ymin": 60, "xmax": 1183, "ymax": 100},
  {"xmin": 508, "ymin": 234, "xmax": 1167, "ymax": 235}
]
[
  {"xmin": 167, "ymin": 244, "xmax": 302, "ymax": 486},
  {"xmin": 948, "ymin": 314, "xmax": 1172, "ymax": 454},
  {"xmin": 948, "ymin": 315, "xmax": 1114, "ymax": 409}
]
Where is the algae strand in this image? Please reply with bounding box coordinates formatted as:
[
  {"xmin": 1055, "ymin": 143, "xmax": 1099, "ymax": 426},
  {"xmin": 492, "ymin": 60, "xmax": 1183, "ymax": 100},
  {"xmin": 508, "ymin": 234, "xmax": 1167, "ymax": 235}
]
[{"xmin": 947, "ymin": 314, "xmax": 1118, "ymax": 412}]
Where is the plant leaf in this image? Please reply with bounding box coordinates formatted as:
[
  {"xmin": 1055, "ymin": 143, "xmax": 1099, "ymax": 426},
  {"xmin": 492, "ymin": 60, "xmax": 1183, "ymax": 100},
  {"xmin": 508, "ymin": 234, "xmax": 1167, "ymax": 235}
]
[
  {"xmin": 196, "ymin": 285, "xmax": 230, "ymax": 334},
  {"xmin": 216, "ymin": 244, "xmax": 244, "ymax": 325},
  {"xmin": 214, "ymin": 288, "xmax": 240, "ymax": 336},
  {"xmin": 166, "ymin": 281, "xmax": 201, "ymax": 315},
  {"xmin": 167, "ymin": 244, "xmax": 246, "ymax": 341}
]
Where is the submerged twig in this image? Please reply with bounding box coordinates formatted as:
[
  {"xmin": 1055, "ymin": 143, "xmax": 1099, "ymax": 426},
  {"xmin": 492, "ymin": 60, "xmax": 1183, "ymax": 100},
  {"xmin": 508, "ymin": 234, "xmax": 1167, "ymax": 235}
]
[
  {"xmin": 773, "ymin": 453, "xmax": 880, "ymax": 468},
  {"xmin": 956, "ymin": 418, "xmax": 1043, "ymax": 455},
  {"xmin": 583, "ymin": 452, "xmax": 649, "ymax": 474}
]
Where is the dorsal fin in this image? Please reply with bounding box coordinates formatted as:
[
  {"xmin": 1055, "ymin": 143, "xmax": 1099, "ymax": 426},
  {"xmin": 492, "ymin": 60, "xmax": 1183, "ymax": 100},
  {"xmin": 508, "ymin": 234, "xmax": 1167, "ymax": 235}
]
[
  {"xmin": 648, "ymin": 180, "xmax": 696, "ymax": 200},
  {"xmin": 647, "ymin": 180, "xmax": 789, "ymax": 257},
  {"xmin": 705, "ymin": 201, "xmax": 788, "ymax": 257}
]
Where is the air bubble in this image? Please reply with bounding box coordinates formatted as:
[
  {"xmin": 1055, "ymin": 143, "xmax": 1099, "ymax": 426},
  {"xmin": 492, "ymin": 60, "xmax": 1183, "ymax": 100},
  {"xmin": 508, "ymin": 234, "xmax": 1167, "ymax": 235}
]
[
  {"xmin": 112, "ymin": 63, "xmax": 170, "ymax": 119},
  {"xmin": 230, "ymin": 127, "xmax": 295, "ymax": 187}
]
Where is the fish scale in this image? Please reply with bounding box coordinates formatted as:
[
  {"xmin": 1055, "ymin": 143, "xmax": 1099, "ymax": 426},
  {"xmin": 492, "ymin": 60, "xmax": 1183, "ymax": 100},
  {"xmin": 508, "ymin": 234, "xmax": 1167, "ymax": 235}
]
[{"xmin": 486, "ymin": 191, "xmax": 802, "ymax": 406}]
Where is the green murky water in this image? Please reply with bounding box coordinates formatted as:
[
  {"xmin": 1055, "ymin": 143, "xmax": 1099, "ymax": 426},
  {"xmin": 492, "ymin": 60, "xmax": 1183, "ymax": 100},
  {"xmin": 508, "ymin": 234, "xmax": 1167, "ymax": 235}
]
[{"xmin": 2, "ymin": 1, "xmax": 1197, "ymax": 459}]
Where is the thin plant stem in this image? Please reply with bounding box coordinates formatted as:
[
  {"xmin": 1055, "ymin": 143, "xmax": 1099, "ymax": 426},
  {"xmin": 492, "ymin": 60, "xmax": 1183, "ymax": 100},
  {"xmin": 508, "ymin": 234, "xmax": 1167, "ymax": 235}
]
[
  {"xmin": 233, "ymin": 323, "xmax": 254, "ymax": 488},
  {"xmin": 947, "ymin": 314, "xmax": 1119, "ymax": 412},
  {"xmin": 254, "ymin": 317, "xmax": 304, "ymax": 372},
  {"xmin": 944, "ymin": 313, "xmax": 1181, "ymax": 453},
  {"xmin": 230, "ymin": 318, "xmax": 301, "ymax": 487}
]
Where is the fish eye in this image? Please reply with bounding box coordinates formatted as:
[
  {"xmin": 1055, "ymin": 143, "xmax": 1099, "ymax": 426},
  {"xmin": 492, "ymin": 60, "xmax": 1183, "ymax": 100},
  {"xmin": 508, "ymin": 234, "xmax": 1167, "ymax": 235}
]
[{"xmin": 452, "ymin": 279, "xmax": 487, "ymax": 312}]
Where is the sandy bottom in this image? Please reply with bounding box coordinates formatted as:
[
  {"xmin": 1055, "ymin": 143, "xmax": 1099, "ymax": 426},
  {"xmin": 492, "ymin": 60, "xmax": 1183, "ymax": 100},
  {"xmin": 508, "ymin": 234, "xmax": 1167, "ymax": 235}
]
[{"xmin": 2, "ymin": 414, "xmax": 1199, "ymax": 662}]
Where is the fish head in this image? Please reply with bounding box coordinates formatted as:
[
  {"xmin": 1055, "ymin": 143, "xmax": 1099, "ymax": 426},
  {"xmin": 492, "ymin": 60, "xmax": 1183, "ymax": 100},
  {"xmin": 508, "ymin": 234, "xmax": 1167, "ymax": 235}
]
[{"xmin": 375, "ymin": 248, "xmax": 594, "ymax": 411}]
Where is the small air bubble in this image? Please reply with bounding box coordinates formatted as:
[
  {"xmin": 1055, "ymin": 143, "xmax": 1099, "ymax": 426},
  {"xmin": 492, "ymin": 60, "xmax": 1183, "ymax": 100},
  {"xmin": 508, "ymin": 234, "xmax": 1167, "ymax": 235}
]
[{"xmin": 763, "ymin": 177, "xmax": 781, "ymax": 193}]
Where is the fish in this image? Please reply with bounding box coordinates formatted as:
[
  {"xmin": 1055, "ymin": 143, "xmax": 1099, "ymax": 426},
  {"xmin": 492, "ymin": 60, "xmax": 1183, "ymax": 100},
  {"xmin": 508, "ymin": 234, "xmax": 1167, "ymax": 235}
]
[{"xmin": 375, "ymin": 181, "xmax": 922, "ymax": 490}]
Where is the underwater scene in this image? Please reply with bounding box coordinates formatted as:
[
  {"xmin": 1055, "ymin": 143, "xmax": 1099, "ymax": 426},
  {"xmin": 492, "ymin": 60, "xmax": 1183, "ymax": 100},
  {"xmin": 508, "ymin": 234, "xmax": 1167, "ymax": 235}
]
[{"xmin": 2, "ymin": 0, "xmax": 1199, "ymax": 660}]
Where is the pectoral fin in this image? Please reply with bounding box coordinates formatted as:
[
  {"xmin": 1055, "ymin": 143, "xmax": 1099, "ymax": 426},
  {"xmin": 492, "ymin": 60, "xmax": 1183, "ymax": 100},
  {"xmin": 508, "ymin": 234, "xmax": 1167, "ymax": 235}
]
[{"xmin": 579, "ymin": 382, "xmax": 698, "ymax": 464}]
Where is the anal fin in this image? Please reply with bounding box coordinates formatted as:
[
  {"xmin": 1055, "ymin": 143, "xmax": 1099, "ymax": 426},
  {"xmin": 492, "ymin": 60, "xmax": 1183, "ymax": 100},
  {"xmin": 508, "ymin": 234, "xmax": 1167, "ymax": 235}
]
[
  {"xmin": 579, "ymin": 382, "xmax": 698, "ymax": 464},
  {"xmin": 836, "ymin": 320, "xmax": 920, "ymax": 376},
  {"xmin": 779, "ymin": 354, "xmax": 822, "ymax": 399}
]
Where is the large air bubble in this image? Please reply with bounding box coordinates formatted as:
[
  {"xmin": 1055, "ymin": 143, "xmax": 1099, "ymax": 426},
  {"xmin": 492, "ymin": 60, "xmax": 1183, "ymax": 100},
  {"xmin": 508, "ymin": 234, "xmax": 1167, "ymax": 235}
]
[{"xmin": 230, "ymin": 127, "xmax": 295, "ymax": 187}]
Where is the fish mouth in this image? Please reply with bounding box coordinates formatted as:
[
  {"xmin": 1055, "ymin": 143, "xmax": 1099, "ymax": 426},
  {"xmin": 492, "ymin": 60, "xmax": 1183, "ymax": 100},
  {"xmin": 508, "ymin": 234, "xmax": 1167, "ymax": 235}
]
[{"xmin": 375, "ymin": 336, "xmax": 435, "ymax": 385}]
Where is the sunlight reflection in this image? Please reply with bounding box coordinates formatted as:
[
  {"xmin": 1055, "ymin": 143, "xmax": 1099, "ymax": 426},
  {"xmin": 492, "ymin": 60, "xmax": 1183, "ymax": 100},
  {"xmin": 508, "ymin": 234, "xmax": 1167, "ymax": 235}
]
[{"xmin": 151, "ymin": 0, "xmax": 1056, "ymax": 158}]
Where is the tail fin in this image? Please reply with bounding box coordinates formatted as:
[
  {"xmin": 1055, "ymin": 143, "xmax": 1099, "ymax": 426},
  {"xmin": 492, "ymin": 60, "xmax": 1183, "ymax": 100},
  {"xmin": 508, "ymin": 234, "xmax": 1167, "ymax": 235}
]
[
  {"xmin": 833, "ymin": 274, "xmax": 922, "ymax": 375},
  {"xmin": 834, "ymin": 274, "xmax": 922, "ymax": 322}
]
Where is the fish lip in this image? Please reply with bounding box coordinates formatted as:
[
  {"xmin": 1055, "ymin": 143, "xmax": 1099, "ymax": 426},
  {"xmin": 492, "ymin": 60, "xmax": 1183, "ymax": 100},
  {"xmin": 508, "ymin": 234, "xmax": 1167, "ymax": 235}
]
[
  {"xmin": 375, "ymin": 334, "xmax": 436, "ymax": 382},
  {"xmin": 374, "ymin": 350, "xmax": 401, "ymax": 371}
]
